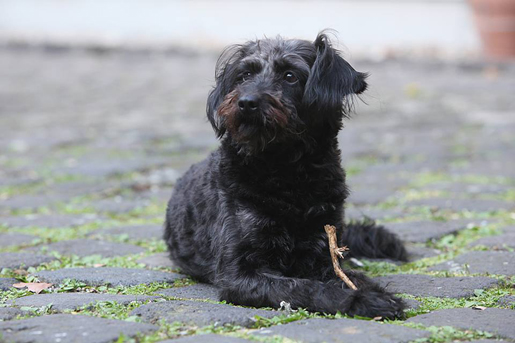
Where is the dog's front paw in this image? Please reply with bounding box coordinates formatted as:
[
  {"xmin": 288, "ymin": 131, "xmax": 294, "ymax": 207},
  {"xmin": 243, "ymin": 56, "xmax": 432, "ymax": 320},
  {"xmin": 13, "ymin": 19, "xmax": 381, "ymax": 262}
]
[{"xmin": 347, "ymin": 288, "xmax": 406, "ymax": 320}]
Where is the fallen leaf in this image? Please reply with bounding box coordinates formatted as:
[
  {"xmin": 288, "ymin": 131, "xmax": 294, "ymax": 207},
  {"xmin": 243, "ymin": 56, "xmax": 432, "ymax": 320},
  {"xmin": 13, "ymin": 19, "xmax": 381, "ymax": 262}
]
[
  {"xmin": 13, "ymin": 282, "xmax": 53, "ymax": 294},
  {"xmin": 93, "ymin": 264, "xmax": 105, "ymax": 268}
]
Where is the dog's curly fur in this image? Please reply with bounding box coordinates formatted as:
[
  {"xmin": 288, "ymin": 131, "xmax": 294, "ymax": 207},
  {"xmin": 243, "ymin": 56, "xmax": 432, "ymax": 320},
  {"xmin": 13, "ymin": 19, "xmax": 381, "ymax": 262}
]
[{"xmin": 164, "ymin": 32, "xmax": 408, "ymax": 319}]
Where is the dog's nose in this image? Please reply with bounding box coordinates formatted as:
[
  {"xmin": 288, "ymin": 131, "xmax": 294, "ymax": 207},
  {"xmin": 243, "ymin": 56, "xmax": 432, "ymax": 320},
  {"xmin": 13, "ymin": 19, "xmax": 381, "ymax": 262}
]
[{"xmin": 238, "ymin": 95, "xmax": 259, "ymax": 113}]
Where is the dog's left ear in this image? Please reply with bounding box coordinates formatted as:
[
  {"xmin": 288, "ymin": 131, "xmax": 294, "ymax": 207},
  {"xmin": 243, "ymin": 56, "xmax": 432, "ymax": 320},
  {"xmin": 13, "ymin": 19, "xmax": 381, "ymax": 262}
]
[{"xmin": 304, "ymin": 33, "xmax": 368, "ymax": 116}]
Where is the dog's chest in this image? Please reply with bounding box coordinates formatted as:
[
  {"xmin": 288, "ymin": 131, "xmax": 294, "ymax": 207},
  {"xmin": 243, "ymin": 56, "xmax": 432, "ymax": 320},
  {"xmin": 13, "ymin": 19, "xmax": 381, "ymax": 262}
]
[{"xmin": 235, "ymin": 206, "xmax": 332, "ymax": 270}]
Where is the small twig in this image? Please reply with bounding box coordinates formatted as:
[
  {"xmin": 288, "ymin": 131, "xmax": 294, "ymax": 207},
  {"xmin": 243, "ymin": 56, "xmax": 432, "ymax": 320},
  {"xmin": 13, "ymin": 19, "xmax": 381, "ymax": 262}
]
[{"xmin": 324, "ymin": 225, "xmax": 358, "ymax": 290}]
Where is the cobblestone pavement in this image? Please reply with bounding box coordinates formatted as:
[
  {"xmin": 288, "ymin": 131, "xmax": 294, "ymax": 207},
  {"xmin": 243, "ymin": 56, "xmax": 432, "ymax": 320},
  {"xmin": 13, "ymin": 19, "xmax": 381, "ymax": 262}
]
[{"xmin": 1, "ymin": 46, "xmax": 514, "ymax": 343}]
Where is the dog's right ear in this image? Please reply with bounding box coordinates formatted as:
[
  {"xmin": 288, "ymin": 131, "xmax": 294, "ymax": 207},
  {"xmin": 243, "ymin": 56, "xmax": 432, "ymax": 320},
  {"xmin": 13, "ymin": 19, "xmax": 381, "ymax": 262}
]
[{"xmin": 207, "ymin": 45, "xmax": 242, "ymax": 138}]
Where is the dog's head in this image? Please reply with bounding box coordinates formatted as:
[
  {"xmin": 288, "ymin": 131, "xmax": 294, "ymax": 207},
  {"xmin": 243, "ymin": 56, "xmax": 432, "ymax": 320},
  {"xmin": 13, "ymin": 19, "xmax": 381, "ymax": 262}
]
[{"xmin": 207, "ymin": 32, "xmax": 367, "ymax": 155}]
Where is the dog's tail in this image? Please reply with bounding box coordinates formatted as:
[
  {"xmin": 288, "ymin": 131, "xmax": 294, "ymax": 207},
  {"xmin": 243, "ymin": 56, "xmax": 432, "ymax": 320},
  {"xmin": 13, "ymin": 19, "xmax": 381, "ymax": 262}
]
[{"xmin": 341, "ymin": 219, "xmax": 408, "ymax": 262}]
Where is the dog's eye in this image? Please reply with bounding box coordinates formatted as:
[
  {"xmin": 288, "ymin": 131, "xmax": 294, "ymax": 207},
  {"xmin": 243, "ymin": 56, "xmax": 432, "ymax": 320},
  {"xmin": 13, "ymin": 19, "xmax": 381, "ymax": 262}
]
[
  {"xmin": 242, "ymin": 71, "xmax": 253, "ymax": 82},
  {"xmin": 284, "ymin": 72, "xmax": 298, "ymax": 83}
]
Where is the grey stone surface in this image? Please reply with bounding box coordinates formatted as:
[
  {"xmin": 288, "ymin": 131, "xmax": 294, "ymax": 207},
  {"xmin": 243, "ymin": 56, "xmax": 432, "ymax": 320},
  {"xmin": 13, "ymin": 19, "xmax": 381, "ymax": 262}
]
[
  {"xmin": 0, "ymin": 313, "xmax": 157, "ymax": 343},
  {"xmin": 406, "ymin": 243, "xmax": 441, "ymax": 261},
  {"xmin": 347, "ymin": 187, "xmax": 399, "ymax": 206},
  {"xmin": 422, "ymin": 182, "xmax": 507, "ymax": 195},
  {"xmin": 92, "ymin": 224, "xmax": 163, "ymax": 240},
  {"xmin": 131, "ymin": 300, "xmax": 277, "ymax": 327},
  {"xmin": 404, "ymin": 299, "xmax": 421, "ymax": 310},
  {"xmin": 470, "ymin": 232, "xmax": 515, "ymax": 250},
  {"xmin": 26, "ymin": 239, "xmax": 145, "ymax": 257},
  {"xmin": 256, "ymin": 317, "xmax": 430, "ymax": 343},
  {"xmin": 1, "ymin": 214, "xmax": 100, "ymax": 228},
  {"xmin": 54, "ymin": 156, "xmax": 167, "ymax": 178},
  {"xmin": 0, "ymin": 307, "xmax": 23, "ymax": 321},
  {"xmin": 386, "ymin": 219, "xmax": 485, "ymax": 243},
  {"xmin": 345, "ymin": 207, "xmax": 407, "ymax": 222},
  {"xmin": 0, "ymin": 252, "xmax": 55, "ymax": 269},
  {"xmin": 407, "ymin": 308, "xmax": 515, "ymax": 340},
  {"xmin": 0, "ymin": 233, "xmax": 38, "ymax": 248},
  {"xmin": 35, "ymin": 267, "xmax": 183, "ymax": 286},
  {"xmin": 451, "ymin": 161, "xmax": 515, "ymax": 180},
  {"xmin": 406, "ymin": 197, "xmax": 514, "ymax": 212},
  {"xmin": 90, "ymin": 197, "xmax": 151, "ymax": 213},
  {"xmin": 1, "ymin": 46, "xmax": 515, "ymax": 341},
  {"xmin": 374, "ymin": 274, "xmax": 498, "ymax": 298},
  {"xmin": 157, "ymin": 284, "xmax": 219, "ymax": 301},
  {"xmin": 429, "ymin": 251, "xmax": 515, "ymax": 275},
  {"xmin": 9, "ymin": 293, "xmax": 157, "ymax": 311},
  {"xmin": 160, "ymin": 334, "xmax": 253, "ymax": 342},
  {"xmin": 498, "ymin": 296, "xmax": 515, "ymax": 307},
  {"xmin": 1, "ymin": 193, "xmax": 75, "ymax": 212},
  {"xmin": 49, "ymin": 180, "xmax": 114, "ymax": 198},
  {"xmin": 137, "ymin": 252, "xmax": 177, "ymax": 269},
  {"xmin": 0, "ymin": 278, "xmax": 17, "ymax": 291}
]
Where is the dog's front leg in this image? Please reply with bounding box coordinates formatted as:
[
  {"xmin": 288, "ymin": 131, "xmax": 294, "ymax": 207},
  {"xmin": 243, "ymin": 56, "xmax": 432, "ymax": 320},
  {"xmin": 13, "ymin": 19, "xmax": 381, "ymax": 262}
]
[{"xmin": 216, "ymin": 265, "xmax": 405, "ymax": 319}]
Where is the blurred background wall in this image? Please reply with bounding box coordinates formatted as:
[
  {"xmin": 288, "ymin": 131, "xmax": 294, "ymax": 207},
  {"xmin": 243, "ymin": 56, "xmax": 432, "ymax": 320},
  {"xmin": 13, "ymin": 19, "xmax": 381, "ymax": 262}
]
[{"xmin": 0, "ymin": 0, "xmax": 479, "ymax": 59}]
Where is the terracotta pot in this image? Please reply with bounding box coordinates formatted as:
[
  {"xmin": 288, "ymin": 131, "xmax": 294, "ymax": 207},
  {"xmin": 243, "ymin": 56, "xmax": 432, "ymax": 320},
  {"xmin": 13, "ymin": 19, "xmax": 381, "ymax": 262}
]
[{"xmin": 469, "ymin": 0, "xmax": 515, "ymax": 60}]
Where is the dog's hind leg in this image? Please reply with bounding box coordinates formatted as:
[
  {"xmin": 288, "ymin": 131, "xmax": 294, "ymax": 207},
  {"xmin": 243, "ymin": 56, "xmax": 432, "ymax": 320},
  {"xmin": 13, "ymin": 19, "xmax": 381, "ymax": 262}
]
[{"xmin": 341, "ymin": 220, "xmax": 408, "ymax": 261}]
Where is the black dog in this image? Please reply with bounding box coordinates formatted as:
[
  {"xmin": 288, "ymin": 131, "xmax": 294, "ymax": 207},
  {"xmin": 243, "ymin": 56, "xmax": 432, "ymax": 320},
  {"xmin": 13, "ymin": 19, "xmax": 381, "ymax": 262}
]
[{"xmin": 165, "ymin": 32, "xmax": 408, "ymax": 319}]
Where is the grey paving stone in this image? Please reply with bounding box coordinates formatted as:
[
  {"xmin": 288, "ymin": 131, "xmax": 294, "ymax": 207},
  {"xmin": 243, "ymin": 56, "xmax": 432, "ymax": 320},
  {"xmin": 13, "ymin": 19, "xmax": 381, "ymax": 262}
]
[
  {"xmin": 49, "ymin": 180, "xmax": 119, "ymax": 199},
  {"xmin": 137, "ymin": 252, "xmax": 177, "ymax": 269},
  {"xmin": 0, "ymin": 233, "xmax": 38, "ymax": 248},
  {"xmin": 35, "ymin": 267, "xmax": 183, "ymax": 286},
  {"xmin": 0, "ymin": 313, "xmax": 157, "ymax": 343},
  {"xmin": 92, "ymin": 224, "xmax": 163, "ymax": 240},
  {"xmin": 255, "ymin": 317, "xmax": 430, "ymax": 343},
  {"xmin": 90, "ymin": 197, "xmax": 151, "ymax": 213},
  {"xmin": 0, "ymin": 307, "xmax": 23, "ymax": 321},
  {"xmin": 422, "ymin": 182, "xmax": 507, "ymax": 195},
  {"xmin": 406, "ymin": 243, "xmax": 442, "ymax": 261},
  {"xmin": 407, "ymin": 308, "xmax": 515, "ymax": 340},
  {"xmin": 429, "ymin": 251, "xmax": 515, "ymax": 276},
  {"xmin": 362, "ymin": 244, "xmax": 441, "ymax": 266},
  {"xmin": 0, "ymin": 252, "xmax": 55, "ymax": 269},
  {"xmin": 1, "ymin": 214, "xmax": 100, "ymax": 228},
  {"xmin": 345, "ymin": 207, "xmax": 407, "ymax": 221},
  {"xmin": 160, "ymin": 334, "xmax": 253, "ymax": 342},
  {"xmin": 0, "ymin": 278, "xmax": 17, "ymax": 291},
  {"xmin": 386, "ymin": 219, "xmax": 487, "ymax": 243},
  {"xmin": 0, "ymin": 176, "xmax": 40, "ymax": 188},
  {"xmin": 347, "ymin": 187, "xmax": 399, "ymax": 206},
  {"xmin": 1, "ymin": 194, "xmax": 72, "ymax": 212},
  {"xmin": 451, "ymin": 161, "xmax": 515, "ymax": 180},
  {"xmin": 131, "ymin": 300, "xmax": 277, "ymax": 327},
  {"xmin": 404, "ymin": 299, "xmax": 421, "ymax": 310},
  {"xmin": 9, "ymin": 293, "xmax": 157, "ymax": 311},
  {"xmin": 406, "ymin": 197, "xmax": 514, "ymax": 212},
  {"xmin": 157, "ymin": 284, "xmax": 219, "ymax": 301},
  {"xmin": 374, "ymin": 274, "xmax": 498, "ymax": 298},
  {"xmin": 348, "ymin": 169, "xmax": 411, "ymax": 190},
  {"xmin": 498, "ymin": 296, "xmax": 515, "ymax": 307},
  {"xmin": 470, "ymin": 232, "xmax": 515, "ymax": 250},
  {"xmin": 54, "ymin": 156, "xmax": 167, "ymax": 178},
  {"xmin": 26, "ymin": 239, "xmax": 145, "ymax": 257}
]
